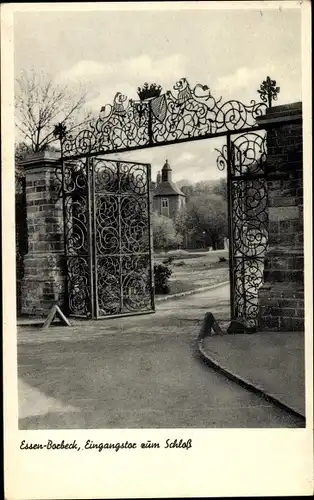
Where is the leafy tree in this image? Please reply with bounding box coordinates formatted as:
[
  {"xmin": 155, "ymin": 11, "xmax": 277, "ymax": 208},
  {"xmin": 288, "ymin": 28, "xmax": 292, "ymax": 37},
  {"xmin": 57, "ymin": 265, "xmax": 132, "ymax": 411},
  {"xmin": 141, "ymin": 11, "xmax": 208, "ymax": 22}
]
[
  {"xmin": 151, "ymin": 212, "xmax": 182, "ymax": 251},
  {"xmin": 15, "ymin": 142, "xmax": 32, "ymax": 163},
  {"xmin": 212, "ymin": 178, "xmax": 227, "ymax": 202},
  {"xmin": 180, "ymin": 181, "xmax": 212, "ymax": 199},
  {"xmin": 174, "ymin": 207, "xmax": 192, "ymax": 248},
  {"xmin": 193, "ymin": 180, "xmax": 214, "ymax": 196},
  {"xmin": 180, "ymin": 194, "xmax": 227, "ymax": 250},
  {"xmin": 180, "ymin": 184, "xmax": 195, "ymax": 198},
  {"xmin": 15, "ymin": 142, "xmax": 30, "ymax": 181},
  {"xmin": 180, "ymin": 178, "xmax": 227, "ymax": 203},
  {"xmin": 176, "ymin": 178, "xmax": 192, "ymax": 189},
  {"xmin": 15, "ymin": 68, "xmax": 92, "ymax": 153}
]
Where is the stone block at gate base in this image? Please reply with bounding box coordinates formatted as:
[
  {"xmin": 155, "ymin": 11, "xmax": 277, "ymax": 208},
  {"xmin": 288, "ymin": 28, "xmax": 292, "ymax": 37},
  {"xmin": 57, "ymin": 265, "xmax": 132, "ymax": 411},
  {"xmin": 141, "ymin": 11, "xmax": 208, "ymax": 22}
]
[{"xmin": 21, "ymin": 253, "xmax": 65, "ymax": 316}]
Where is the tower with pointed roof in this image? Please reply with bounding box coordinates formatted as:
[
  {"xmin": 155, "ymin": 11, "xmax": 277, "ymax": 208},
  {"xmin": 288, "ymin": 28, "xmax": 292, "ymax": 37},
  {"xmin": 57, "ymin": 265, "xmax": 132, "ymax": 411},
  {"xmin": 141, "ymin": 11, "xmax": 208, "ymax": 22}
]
[{"xmin": 152, "ymin": 160, "xmax": 186, "ymax": 219}]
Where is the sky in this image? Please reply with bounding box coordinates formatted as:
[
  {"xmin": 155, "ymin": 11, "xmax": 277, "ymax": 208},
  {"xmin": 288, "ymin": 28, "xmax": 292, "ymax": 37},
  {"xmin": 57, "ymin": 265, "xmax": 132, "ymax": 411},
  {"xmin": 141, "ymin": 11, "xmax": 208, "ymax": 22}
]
[{"xmin": 14, "ymin": 3, "xmax": 302, "ymax": 183}]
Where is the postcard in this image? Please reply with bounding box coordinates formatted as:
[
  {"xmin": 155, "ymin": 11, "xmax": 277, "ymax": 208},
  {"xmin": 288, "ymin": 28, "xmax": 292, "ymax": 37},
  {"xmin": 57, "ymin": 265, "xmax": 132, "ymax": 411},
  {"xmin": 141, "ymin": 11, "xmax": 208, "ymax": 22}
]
[{"xmin": 2, "ymin": 1, "xmax": 313, "ymax": 498}]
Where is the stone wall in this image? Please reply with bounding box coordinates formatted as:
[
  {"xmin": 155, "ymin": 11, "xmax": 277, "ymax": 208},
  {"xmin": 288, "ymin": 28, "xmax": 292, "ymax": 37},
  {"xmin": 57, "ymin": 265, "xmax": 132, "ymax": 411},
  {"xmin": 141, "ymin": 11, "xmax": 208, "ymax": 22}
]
[
  {"xmin": 257, "ymin": 102, "xmax": 304, "ymax": 331},
  {"xmin": 20, "ymin": 152, "xmax": 65, "ymax": 316}
]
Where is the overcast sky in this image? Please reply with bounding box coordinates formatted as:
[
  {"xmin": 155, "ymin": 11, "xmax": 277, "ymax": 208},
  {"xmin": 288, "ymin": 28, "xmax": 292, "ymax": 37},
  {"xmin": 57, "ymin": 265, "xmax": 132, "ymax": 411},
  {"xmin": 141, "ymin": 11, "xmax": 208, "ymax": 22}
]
[{"xmin": 14, "ymin": 3, "xmax": 302, "ymax": 183}]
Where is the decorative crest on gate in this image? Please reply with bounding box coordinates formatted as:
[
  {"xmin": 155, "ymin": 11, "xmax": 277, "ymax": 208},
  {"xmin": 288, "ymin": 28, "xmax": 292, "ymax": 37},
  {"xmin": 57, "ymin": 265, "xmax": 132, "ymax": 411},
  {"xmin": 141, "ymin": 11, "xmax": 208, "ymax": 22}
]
[{"xmin": 55, "ymin": 77, "xmax": 279, "ymax": 159}]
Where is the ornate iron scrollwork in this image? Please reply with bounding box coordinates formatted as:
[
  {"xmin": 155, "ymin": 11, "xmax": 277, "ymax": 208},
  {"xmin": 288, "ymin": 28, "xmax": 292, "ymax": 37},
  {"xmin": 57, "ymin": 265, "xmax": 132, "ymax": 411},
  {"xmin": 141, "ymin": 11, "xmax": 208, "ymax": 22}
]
[
  {"xmin": 60, "ymin": 158, "xmax": 91, "ymax": 317},
  {"xmin": 54, "ymin": 77, "xmax": 279, "ymax": 323},
  {"xmin": 93, "ymin": 160, "xmax": 152, "ymax": 317},
  {"xmin": 60, "ymin": 157, "xmax": 153, "ymax": 318},
  {"xmin": 216, "ymin": 131, "xmax": 268, "ymax": 326},
  {"xmin": 59, "ymin": 77, "xmax": 276, "ymax": 158}
]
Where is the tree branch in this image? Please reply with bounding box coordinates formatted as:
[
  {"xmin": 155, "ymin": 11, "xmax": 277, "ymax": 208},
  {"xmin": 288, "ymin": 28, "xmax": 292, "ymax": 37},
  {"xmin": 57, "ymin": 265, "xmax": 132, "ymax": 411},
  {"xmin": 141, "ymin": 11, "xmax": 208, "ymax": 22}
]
[{"xmin": 15, "ymin": 69, "xmax": 91, "ymax": 152}]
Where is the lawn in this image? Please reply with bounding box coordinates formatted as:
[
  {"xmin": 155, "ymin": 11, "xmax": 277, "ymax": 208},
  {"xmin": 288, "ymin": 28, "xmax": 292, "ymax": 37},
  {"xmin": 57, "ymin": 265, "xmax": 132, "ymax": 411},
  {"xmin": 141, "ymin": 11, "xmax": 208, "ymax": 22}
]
[{"xmin": 154, "ymin": 249, "xmax": 229, "ymax": 297}]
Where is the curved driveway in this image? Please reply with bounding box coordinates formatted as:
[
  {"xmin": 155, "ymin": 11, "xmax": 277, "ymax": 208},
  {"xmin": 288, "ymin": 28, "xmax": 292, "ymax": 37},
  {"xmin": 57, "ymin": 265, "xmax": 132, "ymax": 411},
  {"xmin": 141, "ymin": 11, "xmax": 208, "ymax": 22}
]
[{"xmin": 18, "ymin": 284, "xmax": 303, "ymax": 428}]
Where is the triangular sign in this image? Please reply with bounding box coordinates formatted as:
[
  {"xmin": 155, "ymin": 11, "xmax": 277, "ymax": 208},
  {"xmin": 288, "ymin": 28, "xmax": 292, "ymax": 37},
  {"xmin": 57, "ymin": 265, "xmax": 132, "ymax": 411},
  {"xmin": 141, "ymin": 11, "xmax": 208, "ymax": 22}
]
[{"xmin": 41, "ymin": 304, "xmax": 71, "ymax": 329}]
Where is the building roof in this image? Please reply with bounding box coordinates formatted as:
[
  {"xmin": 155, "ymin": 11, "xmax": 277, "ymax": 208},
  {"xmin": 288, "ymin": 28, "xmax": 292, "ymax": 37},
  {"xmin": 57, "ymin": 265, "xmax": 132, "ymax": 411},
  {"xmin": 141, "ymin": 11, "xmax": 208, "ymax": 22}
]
[
  {"xmin": 153, "ymin": 158, "xmax": 186, "ymax": 197},
  {"xmin": 162, "ymin": 159, "xmax": 172, "ymax": 172},
  {"xmin": 153, "ymin": 180, "xmax": 186, "ymax": 197}
]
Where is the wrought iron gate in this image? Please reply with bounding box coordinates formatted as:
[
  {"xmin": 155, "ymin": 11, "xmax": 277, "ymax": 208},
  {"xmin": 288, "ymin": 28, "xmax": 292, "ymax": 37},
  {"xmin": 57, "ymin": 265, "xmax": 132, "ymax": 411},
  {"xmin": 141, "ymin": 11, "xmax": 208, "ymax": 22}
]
[
  {"xmin": 54, "ymin": 76, "xmax": 282, "ymax": 323},
  {"xmin": 61, "ymin": 157, "xmax": 154, "ymax": 319},
  {"xmin": 223, "ymin": 131, "xmax": 268, "ymax": 326}
]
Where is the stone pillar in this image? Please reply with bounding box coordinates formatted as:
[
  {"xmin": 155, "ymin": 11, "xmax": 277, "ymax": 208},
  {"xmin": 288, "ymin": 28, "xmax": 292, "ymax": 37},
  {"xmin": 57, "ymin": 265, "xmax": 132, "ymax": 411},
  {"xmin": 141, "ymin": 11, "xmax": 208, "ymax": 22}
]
[
  {"xmin": 257, "ymin": 102, "xmax": 304, "ymax": 331},
  {"xmin": 20, "ymin": 151, "xmax": 65, "ymax": 316}
]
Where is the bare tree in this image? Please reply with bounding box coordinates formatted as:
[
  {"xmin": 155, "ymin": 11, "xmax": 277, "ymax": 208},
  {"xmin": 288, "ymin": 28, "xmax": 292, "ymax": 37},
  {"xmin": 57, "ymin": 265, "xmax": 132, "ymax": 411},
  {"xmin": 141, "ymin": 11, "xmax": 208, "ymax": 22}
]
[{"xmin": 15, "ymin": 68, "xmax": 93, "ymax": 152}]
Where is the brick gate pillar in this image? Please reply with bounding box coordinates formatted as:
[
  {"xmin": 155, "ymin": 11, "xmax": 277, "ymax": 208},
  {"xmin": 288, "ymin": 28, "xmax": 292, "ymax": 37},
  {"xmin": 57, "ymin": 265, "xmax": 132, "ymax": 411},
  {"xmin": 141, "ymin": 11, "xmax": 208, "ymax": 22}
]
[
  {"xmin": 20, "ymin": 151, "xmax": 65, "ymax": 316},
  {"xmin": 257, "ymin": 102, "xmax": 304, "ymax": 331}
]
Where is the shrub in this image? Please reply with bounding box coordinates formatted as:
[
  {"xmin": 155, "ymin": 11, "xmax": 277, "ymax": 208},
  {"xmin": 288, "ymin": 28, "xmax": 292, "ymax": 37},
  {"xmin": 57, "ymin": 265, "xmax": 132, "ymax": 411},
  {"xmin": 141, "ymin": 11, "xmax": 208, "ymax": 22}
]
[{"xmin": 154, "ymin": 263, "xmax": 172, "ymax": 294}]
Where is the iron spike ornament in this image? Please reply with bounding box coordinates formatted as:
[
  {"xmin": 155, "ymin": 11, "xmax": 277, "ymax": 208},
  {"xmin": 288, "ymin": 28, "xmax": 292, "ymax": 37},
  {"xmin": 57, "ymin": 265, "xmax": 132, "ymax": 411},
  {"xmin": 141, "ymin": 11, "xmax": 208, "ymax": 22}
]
[
  {"xmin": 257, "ymin": 76, "xmax": 280, "ymax": 108},
  {"xmin": 59, "ymin": 77, "xmax": 279, "ymax": 159},
  {"xmin": 53, "ymin": 122, "xmax": 67, "ymax": 141}
]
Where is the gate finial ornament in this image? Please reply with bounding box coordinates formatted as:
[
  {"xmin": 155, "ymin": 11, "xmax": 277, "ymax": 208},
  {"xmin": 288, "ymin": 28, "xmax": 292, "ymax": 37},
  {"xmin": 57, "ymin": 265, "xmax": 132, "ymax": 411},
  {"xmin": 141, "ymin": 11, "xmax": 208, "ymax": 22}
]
[
  {"xmin": 137, "ymin": 83, "xmax": 162, "ymax": 101},
  {"xmin": 257, "ymin": 76, "xmax": 280, "ymax": 108},
  {"xmin": 53, "ymin": 122, "xmax": 67, "ymax": 141}
]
